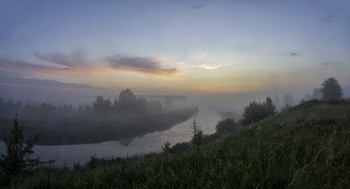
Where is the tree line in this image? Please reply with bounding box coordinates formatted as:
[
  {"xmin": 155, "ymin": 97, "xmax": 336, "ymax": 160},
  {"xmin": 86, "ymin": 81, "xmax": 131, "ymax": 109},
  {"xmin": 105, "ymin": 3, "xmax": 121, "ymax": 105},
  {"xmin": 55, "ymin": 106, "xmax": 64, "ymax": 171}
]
[
  {"xmin": 0, "ymin": 98, "xmax": 92, "ymax": 119},
  {"xmin": 242, "ymin": 77, "xmax": 344, "ymax": 126},
  {"xmin": 92, "ymin": 89, "xmax": 162, "ymax": 115},
  {"xmin": 0, "ymin": 89, "xmax": 163, "ymax": 119}
]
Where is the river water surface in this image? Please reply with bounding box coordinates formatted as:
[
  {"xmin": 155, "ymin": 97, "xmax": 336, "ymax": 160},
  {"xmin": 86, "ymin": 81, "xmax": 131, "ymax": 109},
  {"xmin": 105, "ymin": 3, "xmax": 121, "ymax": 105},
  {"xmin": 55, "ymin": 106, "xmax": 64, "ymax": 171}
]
[{"xmin": 0, "ymin": 107, "xmax": 221, "ymax": 167}]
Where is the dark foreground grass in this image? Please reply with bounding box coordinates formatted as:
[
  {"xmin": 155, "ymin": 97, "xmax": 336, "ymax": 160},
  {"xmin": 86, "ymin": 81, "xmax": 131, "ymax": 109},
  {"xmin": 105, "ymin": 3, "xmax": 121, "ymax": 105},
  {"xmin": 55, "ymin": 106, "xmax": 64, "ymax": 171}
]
[{"xmin": 14, "ymin": 102, "xmax": 350, "ymax": 188}]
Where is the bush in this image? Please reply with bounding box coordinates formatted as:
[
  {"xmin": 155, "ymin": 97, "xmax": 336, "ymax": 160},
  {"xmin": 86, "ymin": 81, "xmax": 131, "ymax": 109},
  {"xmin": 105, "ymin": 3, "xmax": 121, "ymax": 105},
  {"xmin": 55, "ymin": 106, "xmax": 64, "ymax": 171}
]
[
  {"xmin": 216, "ymin": 118, "xmax": 235, "ymax": 136},
  {"xmin": 191, "ymin": 118, "xmax": 204, "ymax": 152},
  {"xmin": 0, "ymin": 115, "xmax": 53, "ymax": 187},
  {"xmin": 162, "ymin": 141, "xmax": 171, "ymax": 155},
  {"xmin": 242, "ymin": 97, "xmax": 276, "ymax": 126}
]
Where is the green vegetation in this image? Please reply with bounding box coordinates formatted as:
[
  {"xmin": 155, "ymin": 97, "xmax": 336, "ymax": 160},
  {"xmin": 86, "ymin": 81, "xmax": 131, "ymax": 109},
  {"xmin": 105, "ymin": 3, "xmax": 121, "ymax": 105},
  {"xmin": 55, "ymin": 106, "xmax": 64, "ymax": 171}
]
[
  {"xmin": 320, "ymin": 77, "xmax": 343, "ymax": 101},
  {"xmin": 0, "ymin": 107, "xmax": 198, "ymax": 145},
  {"xmin": 0, "ymin": 115, "xmax": 53, "ymax": 188},
  {"xmin": 6, "ymin": 100, "xmax": 350, "ymax": 188},
  {"xmin": 0, "ymin": 88, "xmax": 197, "ymax": 145},
  {"xmin": 191, "ymin": 118, "xmax": 204, "ymax": 152},
  {"xmin": 215, "ymin": 118, "xmax": 236, "ymax": 136},
  {"xmin": 93, "ymin": 89, "xmax": 162, "ymax": 115},
  {"xmin": 24, "ymin": 107, "xmax": 198, "ymax": 145},
  {"xmin": 242, "ymin": 96, "xmax": 276, "ymax": 125}
]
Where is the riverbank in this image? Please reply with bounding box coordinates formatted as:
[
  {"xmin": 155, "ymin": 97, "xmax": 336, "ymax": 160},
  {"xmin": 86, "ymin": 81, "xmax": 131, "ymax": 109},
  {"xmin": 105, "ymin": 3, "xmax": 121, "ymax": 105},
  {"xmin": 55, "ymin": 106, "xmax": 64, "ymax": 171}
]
[
  {"xmin": 0, "ymin": 108, "xmax": 198, "ymax": 145},
  {"xmin": 4, "ymin": 101, "xmax": 350, "ymax": 188}
]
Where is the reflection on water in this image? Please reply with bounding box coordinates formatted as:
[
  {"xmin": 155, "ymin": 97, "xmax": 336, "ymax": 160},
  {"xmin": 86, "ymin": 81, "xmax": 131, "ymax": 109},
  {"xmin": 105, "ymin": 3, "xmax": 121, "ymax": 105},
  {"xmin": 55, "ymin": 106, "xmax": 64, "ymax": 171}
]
[{"xmin": 0, "ymin": 108, "xmax": 221, "ymax": 167}]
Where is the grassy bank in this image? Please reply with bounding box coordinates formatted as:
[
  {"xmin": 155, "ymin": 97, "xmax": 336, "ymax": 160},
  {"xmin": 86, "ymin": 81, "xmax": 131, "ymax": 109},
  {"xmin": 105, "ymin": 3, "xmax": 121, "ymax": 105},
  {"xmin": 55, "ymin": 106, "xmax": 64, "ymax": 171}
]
[{"xmin": 9, "ymin": 101, "xmax": 350, "ymax": 188}]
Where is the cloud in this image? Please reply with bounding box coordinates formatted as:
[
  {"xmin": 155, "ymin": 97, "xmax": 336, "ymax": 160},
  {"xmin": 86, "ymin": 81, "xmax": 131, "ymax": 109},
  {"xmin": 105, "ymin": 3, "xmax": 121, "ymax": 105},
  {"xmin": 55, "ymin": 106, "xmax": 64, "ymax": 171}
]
[
  {"xmin": 0, "ymin": 76, "xmax": 105, "ymax": 91},
  {"xmin": 34, "ymin": 51, "xmax": 86, "ymax": 67},
  {"xmin": 199, "ymin": 64, "xmax": 221, "ymax": 70},
  {"xmin": 34, "ymin": 51, "xmax": 108, "ymax": 74},
  {"xmin": 63, "ymin": 67, "xmax": 74, "ymax": 72},
  {"xmin": 0, "ymin": 55, "xmax": 59, "ymax": 74},
  {"xmin": 108, "ymin": 56, "xmax": 179, "ymax": 76},
  {"xmin": 1, "ymin": 53, "xmax": 179, "ymax": 79},
  {"xmin": 0, "ymin": 54, "xmax": 105, "ymax": 77},
  {"xmin": 321, "ymin": 62, "xmax": 337, "ymax": 66},
  {"xmin": 321, "ymin": 15, "xmax": 334, "ymax": 23},
  {"xmin": 289, "ymin": 52, "xmax": 299, "ymax": 56},
  {"xmin": 191, "ymin": 4, "xmax": 207, "ymax": 10}
]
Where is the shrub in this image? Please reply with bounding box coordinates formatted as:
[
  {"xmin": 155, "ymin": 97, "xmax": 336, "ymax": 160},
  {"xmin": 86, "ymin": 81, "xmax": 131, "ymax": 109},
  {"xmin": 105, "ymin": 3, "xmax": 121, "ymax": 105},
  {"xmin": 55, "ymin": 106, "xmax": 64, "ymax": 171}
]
[
  {"xmin": 0, "ymin": 115, "xmax": 53, "ymax": 187},
  {"xmin": 191, "ymin": 118, "xmax": 204, "ymax": 152},
  {"xmin": 242, "ymin": 97, "xmax": 276, "ymax": 126},
  {"xmin": 216, "ymin": 118, "xmax": 235, "ymax": 136},
  {"xmin": 162, "ymin": 141, "xmax": 171, "ymax": 155}
]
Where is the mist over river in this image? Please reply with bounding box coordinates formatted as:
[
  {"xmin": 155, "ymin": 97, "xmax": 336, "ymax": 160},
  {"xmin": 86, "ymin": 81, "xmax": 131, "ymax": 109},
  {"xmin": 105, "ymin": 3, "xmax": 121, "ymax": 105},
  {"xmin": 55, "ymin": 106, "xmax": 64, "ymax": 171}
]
[{"xmin": 0, "ymin": 107, "xmax": 222, "ymax": 167}]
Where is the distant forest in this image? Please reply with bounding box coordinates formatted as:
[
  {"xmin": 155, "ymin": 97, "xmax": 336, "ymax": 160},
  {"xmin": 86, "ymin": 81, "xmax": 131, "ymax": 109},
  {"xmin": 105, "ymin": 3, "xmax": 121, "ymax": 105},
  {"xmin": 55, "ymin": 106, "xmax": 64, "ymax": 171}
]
[
  {"xmin": 0, "ymin": 89, "xmax": 163, "ymax": 120},
  {"xmin": 0, "ymin": 89, "xmax": 197, "ymax": 145}
]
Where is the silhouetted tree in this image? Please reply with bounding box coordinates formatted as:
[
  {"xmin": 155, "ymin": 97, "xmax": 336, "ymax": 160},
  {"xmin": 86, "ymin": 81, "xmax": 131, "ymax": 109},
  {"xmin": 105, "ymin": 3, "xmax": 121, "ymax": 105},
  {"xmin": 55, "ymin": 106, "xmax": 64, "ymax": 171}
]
[
  {"xmin": 93, "ymin": 89, "xmax": 162, "ymax": 114},
  {"xmin": 162, "ymin": 141, "xmax": 171, "ymax": 154},
  {"xmin": 93, "ymin": 96, "xmax": 112, "ymax": 114},
  {"xmin": 85, "ymin": 106, "xmax": 92, "ymax": 113},
  {"xmin": 216, "ymin": 118, "xmax": 235, "ymax": 135},
  {"xmin": 242, "ymin": 101, "xmax": 264, "ymax": 125},
  {"xmin": 24, "ymin": 103, "xmax": 39, "ymax": 115},
  {"xmin": 119, "ymin": 89, "xmax": 136, "ymax": 106},
  {"xmin": 116, "ymin": 89, "xmax": 149, "ymax": 113},
  {"xmin": 191, "ymin": 118, "xmax": 203, "ymax": 152},
  {"xmin": 77, "ymin": 105, "xmax": 84, "ymax": 113},
  {"xmin": 320, "ymin": 77, "xmax": 343, "ymax": 101},
  {"xmin": 0, "ymin": 115, "xmax": 51, "ymax": 187},
  {"xmin": 280, "ymin": 104, "xmax": 292, "ymax": 112},
  {"xmin": 63, "ymin": 105, "xmax": 74, "ymax": 114},
  {"xmin": 118, "ymin": 89, "xmax": 138, "ymax": 112},
  {"xmin": 263, "ymin": 97, "xmax": 276, "ymax": 115},
  {"xmin": 112, "ymin": 98, "xmax": 119, "ymax": 112},
  {"xmin": 39, "ymin": 103, "xmax": 56, "ymax": 116},
  {"xmin": 242, "ymin": 97, "xmax": 276, "ymax": 126}
]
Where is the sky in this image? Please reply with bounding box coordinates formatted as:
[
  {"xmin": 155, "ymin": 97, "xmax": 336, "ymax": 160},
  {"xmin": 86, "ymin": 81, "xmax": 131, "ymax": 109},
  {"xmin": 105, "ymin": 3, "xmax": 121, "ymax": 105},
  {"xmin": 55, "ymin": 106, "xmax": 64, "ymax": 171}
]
[{"xmin": 1, "ymin": 0, "xmax": 350, "ymax": 99}]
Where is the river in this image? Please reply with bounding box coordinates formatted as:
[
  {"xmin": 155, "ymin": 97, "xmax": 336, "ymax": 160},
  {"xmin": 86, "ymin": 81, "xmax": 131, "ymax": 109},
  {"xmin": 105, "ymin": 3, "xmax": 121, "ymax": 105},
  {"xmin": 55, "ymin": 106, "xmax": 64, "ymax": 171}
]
[{"xmin": 0, "ymin": 107, "xmax": 222, "ymax": 167}]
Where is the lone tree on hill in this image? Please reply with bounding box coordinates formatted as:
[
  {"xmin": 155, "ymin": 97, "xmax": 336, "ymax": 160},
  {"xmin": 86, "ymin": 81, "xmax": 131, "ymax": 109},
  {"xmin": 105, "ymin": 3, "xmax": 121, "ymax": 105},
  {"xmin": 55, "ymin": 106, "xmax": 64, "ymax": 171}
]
[{"xmin": 320, "ymin": 77, "xmax": 343, "ymax": 101}]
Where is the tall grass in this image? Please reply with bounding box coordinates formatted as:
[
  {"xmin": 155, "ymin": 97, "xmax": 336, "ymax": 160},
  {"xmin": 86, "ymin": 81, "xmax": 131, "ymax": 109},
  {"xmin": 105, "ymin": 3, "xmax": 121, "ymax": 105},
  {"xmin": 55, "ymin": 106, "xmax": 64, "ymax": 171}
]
[{"xmin": 15, "ymin": 102, "xmax": 350, "ymax": 188}]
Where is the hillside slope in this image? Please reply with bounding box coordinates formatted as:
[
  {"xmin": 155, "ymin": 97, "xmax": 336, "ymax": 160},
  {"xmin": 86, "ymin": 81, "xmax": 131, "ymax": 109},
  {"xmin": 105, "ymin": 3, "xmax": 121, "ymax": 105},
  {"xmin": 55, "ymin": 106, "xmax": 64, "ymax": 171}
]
[{"xmin": 16, "ymin": 101, "xmax": 350, "ymax": 188}]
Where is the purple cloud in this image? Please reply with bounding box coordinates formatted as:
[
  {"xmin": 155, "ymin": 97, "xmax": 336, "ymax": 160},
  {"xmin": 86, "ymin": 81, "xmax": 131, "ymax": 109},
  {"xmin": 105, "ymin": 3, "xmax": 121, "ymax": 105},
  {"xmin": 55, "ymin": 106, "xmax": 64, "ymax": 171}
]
[{"xmin": 108, "ymin": 56, "xmax": 178, "ymax": 76}]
